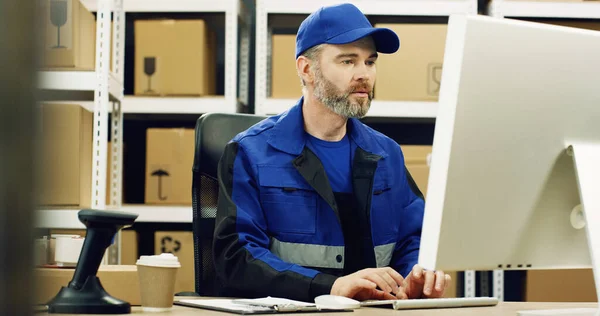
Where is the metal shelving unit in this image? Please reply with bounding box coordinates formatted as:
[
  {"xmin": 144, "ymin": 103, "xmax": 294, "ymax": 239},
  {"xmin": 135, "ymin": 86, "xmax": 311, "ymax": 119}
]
[
  {"xmin": 35, "ymin": 0, "xmax": 125, "ymax": 264},
  {"xmin": 36, "ymin": 0, "xmax": 125, "ymax": 216},
  {"xmin": 37, "ymin": 0, "xmax": 251, "ymax": 230},
  {"xmin": 34, "ymin": 0, "xmax": 252, "ymax": 270},
  {"xmin": 254, "ymin": 0, "xmax": 478, "ymax": 117},
  {"xmin": 122, "ymin": 96, "xmax": 238, "ymax": 114},
  {"xmin": 37, "ymin": 1, "xmax": 125, "ymax": 213},
  {"xmin": 489, "ymin": 0, "xmax": 600, "ymax": 19},
  {"xmin": 83, "ymin": 0, "xmax": 252, "ymax": 114},
  {"xmin": 37, "ymin": 206, "xmax": 194, "ymax": 229},
  {"xmin": 38, "ymin": 71, "xmax": 123, "ymax": 101}
]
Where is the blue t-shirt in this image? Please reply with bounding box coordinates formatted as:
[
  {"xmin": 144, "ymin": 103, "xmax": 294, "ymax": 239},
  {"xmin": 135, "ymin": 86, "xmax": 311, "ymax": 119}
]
[{"xmin": 305, "ymin": 133, "xmax": 353, "ymax": 193}]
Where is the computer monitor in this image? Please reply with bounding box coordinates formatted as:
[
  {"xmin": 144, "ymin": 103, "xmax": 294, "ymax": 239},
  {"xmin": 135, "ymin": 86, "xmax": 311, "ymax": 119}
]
[{"xmin": 417, "ymin": 15, "xmax": 600, "ymax": 316}]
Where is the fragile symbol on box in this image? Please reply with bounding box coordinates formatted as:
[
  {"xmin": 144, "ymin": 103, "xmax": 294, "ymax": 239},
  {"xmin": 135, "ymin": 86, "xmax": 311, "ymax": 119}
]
[
  {"xmin": 161, "ymin": 236, "xmax": 181, "ymax": 253},
  {"xmin": 151, "ymin": 169, "xmax": 170, "ymax": 201},
  {"xmin": 50, "ymin": 0, "xmax": 68, "ymax": 48},
  {"xmin": 427, "ymin": 63, "xmax": 443, "ymax": 96},
  {"xmin": 144, "ymin": 56, "xmax": 157, "ymax": 93}
]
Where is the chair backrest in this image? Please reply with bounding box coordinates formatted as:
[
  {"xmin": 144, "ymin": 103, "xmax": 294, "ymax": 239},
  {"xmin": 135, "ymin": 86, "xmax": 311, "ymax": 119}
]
[{"xmin": 191, "ymin": 112, "xmax": 267, "ymax": 296}]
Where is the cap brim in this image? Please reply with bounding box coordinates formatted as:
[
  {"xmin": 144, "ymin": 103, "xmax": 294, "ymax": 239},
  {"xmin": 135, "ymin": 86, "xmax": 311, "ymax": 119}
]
[{"xmin": 326, "ymin": 27, "xmax": 400, "ymax": 54}]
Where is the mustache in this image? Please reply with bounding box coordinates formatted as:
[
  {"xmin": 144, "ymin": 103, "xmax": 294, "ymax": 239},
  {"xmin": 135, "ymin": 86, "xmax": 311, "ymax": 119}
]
[{"xmin": 348, "ymin": 82, "xmax": 372, "ymax": 94}]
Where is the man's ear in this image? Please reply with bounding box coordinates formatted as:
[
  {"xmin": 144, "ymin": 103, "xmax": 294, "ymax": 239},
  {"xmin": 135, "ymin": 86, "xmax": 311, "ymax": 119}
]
[{"xmin": 296, "ymin": 55, "xmax": 313, "ymax": 85}]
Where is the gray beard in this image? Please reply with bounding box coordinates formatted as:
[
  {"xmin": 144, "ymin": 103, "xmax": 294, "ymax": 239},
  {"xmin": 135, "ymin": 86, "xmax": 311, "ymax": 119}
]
[{"xmin": 312, "ymin": 68, "xmax": 373, "ymax": 119}]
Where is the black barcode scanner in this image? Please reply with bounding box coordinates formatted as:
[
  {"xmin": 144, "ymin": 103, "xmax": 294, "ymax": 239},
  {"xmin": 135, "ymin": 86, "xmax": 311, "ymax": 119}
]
[{"xmin": 47, "ymin": 209, "xmax": 138, "ymax": 314}]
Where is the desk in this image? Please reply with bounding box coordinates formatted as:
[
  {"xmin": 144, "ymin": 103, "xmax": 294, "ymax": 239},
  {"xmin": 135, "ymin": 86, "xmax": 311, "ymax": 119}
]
[{"xmin": 41, "ymin": 301, "xmax": 597, "ymax": 315}]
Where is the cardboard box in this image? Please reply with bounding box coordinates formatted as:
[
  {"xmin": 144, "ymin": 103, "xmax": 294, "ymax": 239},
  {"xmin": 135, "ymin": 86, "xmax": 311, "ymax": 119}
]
[
  {"xmin": 39, "ymin": 104, "xmax": 93, "ymax": 208},
  {"xmin": 134, "ymin": 19, "xmax": 216, "ymax": 96},
  {"xmin": 401, "ymin": 145, "xmax": 432, "ymax": 197},
  {"xmin": 154, "ymin": 231, "xmax": 195, "ymax": 294},
  {"xmin": 145, "ymin": 128, "xmax": 194, "ymax": 205},
  {"xmin": 271, "ymin": 34, "xmax": 301, "ymax": 98},
  {"xmin": 35, "ymin": 265, "xmax": 140, "ymax": 305},
  {"xmin": 121, "ymin": 230, "xmax": 139, "ymax": 265},
  {"xmin": 526, "ymin": 269, "xmax": 597, "ymax": 302},
  {"xmin": 37, "ymin": 0, "xmax": 96, "ymax": 69},
  {"xmin": 374, "ymin": 24, "xmax": 447, "ymax": 101}
]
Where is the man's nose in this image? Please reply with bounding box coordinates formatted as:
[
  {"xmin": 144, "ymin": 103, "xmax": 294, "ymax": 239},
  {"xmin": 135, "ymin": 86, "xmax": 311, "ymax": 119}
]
[{"xmin": 353, "ymin": 62, "xmax": 372, "ymax": 81}]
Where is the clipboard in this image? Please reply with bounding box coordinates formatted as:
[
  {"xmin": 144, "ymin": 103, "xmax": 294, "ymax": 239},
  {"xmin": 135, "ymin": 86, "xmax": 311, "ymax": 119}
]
[{"xmin": 175, "ymin": 297, "xmax": 354, "ymax": 315}]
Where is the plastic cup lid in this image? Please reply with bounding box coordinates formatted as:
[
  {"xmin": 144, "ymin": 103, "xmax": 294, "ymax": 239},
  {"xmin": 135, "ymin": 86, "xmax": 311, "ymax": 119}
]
[{"xmin": 136, "ymin": 253, "xmax": 181, "ymax": 268}]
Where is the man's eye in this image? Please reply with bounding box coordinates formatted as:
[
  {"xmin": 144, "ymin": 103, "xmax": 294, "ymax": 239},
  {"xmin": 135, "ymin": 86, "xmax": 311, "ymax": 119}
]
[
  {"xmin": 342, "ymin": 60, "xmax": 353, "ymax": 64},
  {"xmin": 366, "ymin": 60, "xmax": 376, "ymax": 65}
]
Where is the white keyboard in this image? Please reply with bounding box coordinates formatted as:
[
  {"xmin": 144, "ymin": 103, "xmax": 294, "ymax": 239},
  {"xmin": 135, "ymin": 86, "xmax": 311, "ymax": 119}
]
[{"xmin": 361, "ymin": 297, "xmax": 499, "ymax": 310}]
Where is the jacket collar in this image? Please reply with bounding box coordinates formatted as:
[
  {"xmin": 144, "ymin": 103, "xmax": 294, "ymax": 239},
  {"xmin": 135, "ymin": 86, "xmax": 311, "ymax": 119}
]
[{"xmin": 267, "ymin": 96, "xmax": 389, "ymax": 159}]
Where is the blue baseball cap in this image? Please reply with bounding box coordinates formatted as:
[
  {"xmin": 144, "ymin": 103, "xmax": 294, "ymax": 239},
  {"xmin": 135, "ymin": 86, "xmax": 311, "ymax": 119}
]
[{"xmin": 295, "ymin": 3, "xmax": 400, "ymax": 59}]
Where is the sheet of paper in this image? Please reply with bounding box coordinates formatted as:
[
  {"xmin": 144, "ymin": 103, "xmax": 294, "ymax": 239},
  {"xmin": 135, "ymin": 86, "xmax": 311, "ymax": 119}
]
[
  {"xmin": 233, "ymin": 297, "xmax": 316, "ymax": 307},
  {"xmin": 178, "ymin": 299, "xmax": 274, "ymax": 312}
]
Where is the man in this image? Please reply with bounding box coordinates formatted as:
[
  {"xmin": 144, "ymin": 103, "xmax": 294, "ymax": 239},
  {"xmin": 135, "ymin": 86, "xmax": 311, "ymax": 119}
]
[{"xmin": 213, "ymin": 3, "xmax": 450, "ymax": 303}]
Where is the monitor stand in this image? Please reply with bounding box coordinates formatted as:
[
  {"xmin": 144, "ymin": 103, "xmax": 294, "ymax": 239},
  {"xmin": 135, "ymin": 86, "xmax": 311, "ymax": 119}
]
[{"xmin": 518, "ymin": 144, "xmax": 600, "ymax": 316}]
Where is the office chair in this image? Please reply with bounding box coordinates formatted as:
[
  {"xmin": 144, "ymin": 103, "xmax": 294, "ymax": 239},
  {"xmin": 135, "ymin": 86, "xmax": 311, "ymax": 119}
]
[{"xmin": 191, "ymin": 112, "xmax": 267, "ymax": 296}]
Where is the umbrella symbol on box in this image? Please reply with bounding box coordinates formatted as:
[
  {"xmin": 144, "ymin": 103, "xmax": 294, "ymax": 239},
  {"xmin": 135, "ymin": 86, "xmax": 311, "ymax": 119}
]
[{"xmin": 151, "ymin": 169, "xmax": 170, "ymax": 201}]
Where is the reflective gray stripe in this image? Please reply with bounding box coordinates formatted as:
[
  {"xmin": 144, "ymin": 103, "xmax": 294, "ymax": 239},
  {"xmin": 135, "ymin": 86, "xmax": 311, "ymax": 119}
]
[
  {"xmin": 375, "ymin": 243, "xmax": 396, "ymax": 267},
  {"xmin": 270, "ymin": 238, "xmax": 344, "ymax": 269}
]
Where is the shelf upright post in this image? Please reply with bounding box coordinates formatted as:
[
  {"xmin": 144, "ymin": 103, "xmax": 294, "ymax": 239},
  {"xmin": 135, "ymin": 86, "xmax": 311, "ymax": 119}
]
[
  {"xmin": 92, "ymin": 0, "xmax": 113, "ymax": 264},
  {"xmin": 108, "ymin": 0, "xmax": 125, "ymax": 265}
]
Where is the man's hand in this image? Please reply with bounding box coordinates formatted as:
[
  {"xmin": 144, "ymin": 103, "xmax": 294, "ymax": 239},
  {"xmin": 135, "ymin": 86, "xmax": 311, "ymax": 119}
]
[
  {"xmin": 400, "ymin": 264, "xmax": 451, "ymax": 299},
  {"xmin": 331, "ymin": 267, "xmax": 405, "ymax": 301}
]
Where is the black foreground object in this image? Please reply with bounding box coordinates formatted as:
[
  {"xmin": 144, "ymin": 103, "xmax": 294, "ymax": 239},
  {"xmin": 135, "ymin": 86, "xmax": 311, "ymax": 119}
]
[{"xmin": 47, "ymin": 209, "xmax": 138, "ymax": 314}]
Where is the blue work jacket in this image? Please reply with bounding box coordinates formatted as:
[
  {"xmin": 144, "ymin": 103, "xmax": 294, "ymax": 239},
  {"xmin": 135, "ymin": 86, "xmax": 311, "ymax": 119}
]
[{"xmin": 213, "ymin": 98, "xmax": 425, "ymax": 302}]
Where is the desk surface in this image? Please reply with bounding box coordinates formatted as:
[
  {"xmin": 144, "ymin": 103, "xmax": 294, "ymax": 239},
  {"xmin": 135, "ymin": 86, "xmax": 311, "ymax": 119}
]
[{"xmin": 42, "ymin": 302, "xmax": 597, "ymax": 315}]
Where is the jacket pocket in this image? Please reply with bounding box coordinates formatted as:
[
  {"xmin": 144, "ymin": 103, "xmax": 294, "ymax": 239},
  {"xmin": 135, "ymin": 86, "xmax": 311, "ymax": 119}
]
[
  {"xmin": 371, "ymin": 168, "xmax": 398, "ymax": 236},
  {"xmin": 258, "ymin": 165, "xmax": 318, "ymax": 235}
]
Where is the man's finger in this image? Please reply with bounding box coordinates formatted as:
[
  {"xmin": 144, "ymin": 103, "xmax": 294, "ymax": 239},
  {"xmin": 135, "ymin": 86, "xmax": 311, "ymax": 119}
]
[
  {"xmin": 395, "ymin": 289, "xmax": 408, "ymax": 300},
  {"xmin": 346, "ymin": 279, "xmax": 377, "ymax": 299},
  {"xmin": 383, "ymin": 267, "xmax": 405, "ymax": 287},
  {"xmin": 365, "ymin": 273, "xmax": 393, "ymax": 294},
  {"xmin": 444, "ymin": 274, "xmax": 452, "ymax": 289},
  {"xmin": 435, "ymin": 271, "xmax": 445, "ymax": 292},
  {"xmin": 412, "ymin": 264, "xmax": 424, "ymax": 279},
  {"xmin": 380, "ymin": 291, "xmax": 397, "ymax": 300},
  {"xmin": 422, "ymin": 270, "xmax": 436, "ymax": 296},
  {"xmin": 354, "ymin": 278, "xmax": 377, "ymax": 290},
  {"xmin": 377, "ymin": 269, "xmax": 401, "ymax": 295},
  {"xmin": 370, "ymin": 289, "xmax": 397, "ymax": 300}
]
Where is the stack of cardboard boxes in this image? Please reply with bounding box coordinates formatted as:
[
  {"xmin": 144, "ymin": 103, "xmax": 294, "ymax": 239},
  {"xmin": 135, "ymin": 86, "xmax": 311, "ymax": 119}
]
[
  {"xmin": 36, "ymin": 1, "xmax": 218, "ymax": 296},
  {"xmin": 36, "ymin": 0, "xmax": 100, "ymax": 210},
  {"xmin": 132, "ymin": 18, "xmax": 220, "ymax": 287},
  {"xmin": 144, "ymin": 128, "xmax": 196, "ymax": 294},
  {"xmin": 135, "ymin": 20, "xmax": 214, "ymax": 293}
]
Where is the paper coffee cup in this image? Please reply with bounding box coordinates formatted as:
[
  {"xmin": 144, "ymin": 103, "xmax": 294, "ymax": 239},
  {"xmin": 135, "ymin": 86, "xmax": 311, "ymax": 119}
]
[{"xmin": 136, "ymin": 253, "xmax": 181, "ymax": 312}]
